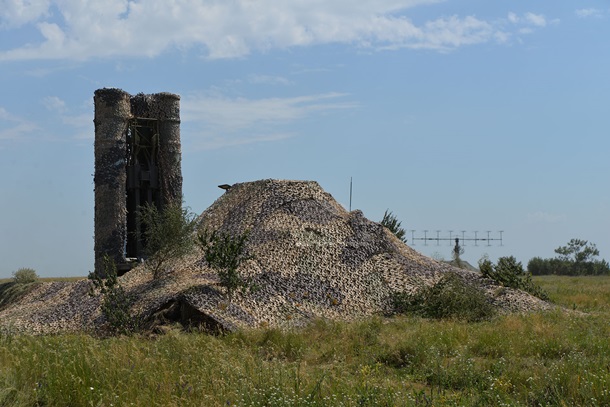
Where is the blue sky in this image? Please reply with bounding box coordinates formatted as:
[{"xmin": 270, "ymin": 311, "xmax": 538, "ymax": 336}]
[{"xmin": 1, "ymin": 1, "xmax": 609, "ymax": 277}]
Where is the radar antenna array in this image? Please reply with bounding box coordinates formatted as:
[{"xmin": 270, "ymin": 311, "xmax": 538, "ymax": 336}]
[{"xmin": 410, "ymin": 230, "xmax": 504, "ymax": 247}]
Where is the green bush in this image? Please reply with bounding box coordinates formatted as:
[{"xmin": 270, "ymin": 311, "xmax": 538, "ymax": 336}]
[
  {"xmin": 380, "ymin": 210, "xmax": 407, "ymax": 243},
  {"xmin": 88, "ymin": 255, "xmax": 138, "ymax": 335},
  {"xmin": 12, "ymin": 268, "xmax": 38, "ymax": 285},
  {"xmin": 391, "ymin": 272, "xmax": 495, "ymax": 322},
  {"xmin": 198, "ymin": 229, "xmax": 252, "ymax": 300},
  {"xmin": 139, "ymin": 200, "xmax": 197, "ymax": 278},
  {"xmin": 480, "ymin": 256, "xmax": 549, "ymax": 301},
  {"xmin": 0, "ymin": 281, "xmax": 37, "ymax": 310}
]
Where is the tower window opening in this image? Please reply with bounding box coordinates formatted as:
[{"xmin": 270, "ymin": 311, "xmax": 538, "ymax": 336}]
[{"xmin": 126, "ymin": 118, "xmax": 160, "ymax": 259}]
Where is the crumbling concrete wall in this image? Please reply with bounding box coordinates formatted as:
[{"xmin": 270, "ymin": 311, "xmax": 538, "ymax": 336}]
[{"xmin": 93, "ymin": 88, "xmax": 182, "ymax": 276}]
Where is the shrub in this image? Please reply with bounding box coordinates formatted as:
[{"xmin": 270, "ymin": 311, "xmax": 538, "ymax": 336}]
[
  {"xmin": 480, "ymin": 255, "xmax": 549, "ymax": 301},
  {"xmin": 139, "ymin": 200, "xmax": 197, "ymax": 278},
  {"xmin": 198, "ymin": 229, "xmax": 252, "ymax": 300},
  {"xmin": 0, "ymin": 280, "xmax": 37, "ymax": 310},
  {"xmin": 12, "ymin": 268, "xmax": 38, "ymax": 285},
  {"xmin": 88, "ymin": 255, "xmax": 138, "ymax": 335},
  {"xmin": 391, "ymin": 272, "xmax": 495, "ymax": 322},
  {"xmin": 380, "ymin": 210, "xmax": 407, "ymax": 243}
]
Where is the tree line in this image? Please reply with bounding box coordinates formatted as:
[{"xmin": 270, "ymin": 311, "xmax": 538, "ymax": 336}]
[{"xmin": 528, "ymin": 238, "xmax": 610, "ymax": 276}]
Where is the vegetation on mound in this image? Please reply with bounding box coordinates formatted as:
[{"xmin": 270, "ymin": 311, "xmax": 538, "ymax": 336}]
[
  {"xmin": 0, "ymin": 282, "xmax": 39, "ymax": 311},
  {"xmin": 380, "ymin": 210, "xmax": 407, "ymax": 243},
  {"xmin": 390, "ymin": 272, "xmax": 495, "ymax": 322},
  {"xmin": 139, "ymin": 200, "xmax": 197, "ymax": 278},
  {"xmin": 0, "ymin": 276, "xmax": 608, "ymax": 406},
  {"xmin": 88, "ymin": 255, "xmax": 139, "ymax": 335},
  {"xmin": 0, "ymin": 268, "xmax": 41, "ymax": 310},
  {"xmin": 480, "ymin": 255, "xmax": 549, "ymax": 301},
  {"xmin": 198, "ymin": 228, "xmax": 253, "ymax": 300},
  {"xmin": 12, "ymin": 268, "xmax": 38, "ymax": 285}
]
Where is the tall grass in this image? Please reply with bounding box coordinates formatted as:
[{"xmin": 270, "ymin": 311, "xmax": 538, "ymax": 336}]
[
  {"xmin": 534, "ymin": 275, "xmax": 610, "ymax": 312},
  {"xmin": 0, "ymin": 276, "xmax": 609, "ymax": 406}
]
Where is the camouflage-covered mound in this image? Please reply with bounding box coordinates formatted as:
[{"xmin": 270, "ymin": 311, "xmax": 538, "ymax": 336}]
[{"xmin": 0, "ymin": 179, "xmax": 552, "ymax": 334}]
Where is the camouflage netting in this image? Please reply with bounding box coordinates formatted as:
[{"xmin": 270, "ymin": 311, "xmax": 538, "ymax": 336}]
[
  {"xmin": 93, "ymin": 88, "xmax": 182, "ymax": 275},
  {"xmin": 0, "ymin": 180, "xmax": 553, "ymax": 335},
  {"xmin": 129, "ymin": 92, "xmax": 182, "ymax": 205},
  {"xmin": 93, "ymin": 88, "xmax": 131, "ymax": 276}
]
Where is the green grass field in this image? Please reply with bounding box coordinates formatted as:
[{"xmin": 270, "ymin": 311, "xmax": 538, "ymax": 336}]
[{"xmin": 0, "ymin": 276, "xmax": 609, "ymax": 406}]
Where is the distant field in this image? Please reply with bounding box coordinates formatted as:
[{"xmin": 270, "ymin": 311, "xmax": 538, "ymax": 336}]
[
  {"xmin": 0, "ymin": 276, "xmax": 85, "ymax": 284},
  {"xmin": 534, "ymin": 275, "xmax": 610, "ymax": 312},
  {"xmin": 0, "ymin": 276, "xmax": 608, "ymax": 406}
]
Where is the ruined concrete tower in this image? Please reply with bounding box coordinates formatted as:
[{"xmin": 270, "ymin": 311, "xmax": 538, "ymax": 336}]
[{"xmin": 94, "ymin": 88, "xmax": 182, "ymax": 276}]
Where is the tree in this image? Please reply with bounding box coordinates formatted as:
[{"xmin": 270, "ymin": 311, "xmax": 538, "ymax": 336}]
[
  {"xmin": 198, "ymin": 229, "xmax": 252, "ymax": 300},
  {"xmin": 139, "ymin": 200, "xmax": 197, "ymax": 278},
  {"xmin": 554, "ymin": 239, "xmax": 600, "ymax": 264},
  {"xmin": 480, "ymin": 255, "xmax": 548, "ymax": 301},
  {"xmin": 380, "ymin": 210, "xmax": 407, "ymax": 243},
  {"xmin": 12, "ymin": 268, "xmax": 38, "ymax": 285},
  {"xmin": 528, "ymin": 239, "xmax": 609, "ymax": 276}
]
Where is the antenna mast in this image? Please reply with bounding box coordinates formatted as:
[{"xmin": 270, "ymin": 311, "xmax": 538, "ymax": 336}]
[{"xmin": 349, "ymin": 177, "xmax": 353, "ymax": 212}]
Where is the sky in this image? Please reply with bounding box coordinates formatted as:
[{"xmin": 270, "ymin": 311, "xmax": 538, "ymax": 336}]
[{"xmin": 1, "ymin": 0, "xmax": 609, "ymax": 278}]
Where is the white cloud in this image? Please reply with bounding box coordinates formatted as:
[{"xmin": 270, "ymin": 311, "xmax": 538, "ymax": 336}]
[
  {"xmin": 503, "ymin": 11, "xmax": 556, "ymax": 40},
  {"xmin": 0, "ymin": 0, "xmax": 552, "ymax": 61},
  {"xmin": 182, "ymin": 91, "xmax": 356, "ymax": 149},
  {"xmin": 575, "ymin": 8, "xmax": 605, "ymax": 19},
  {"xmin": 41, "ymin": 96, "xmax": 93, "ymax": 139},
  {"xmin": 42, "ymin": 96, "xmax": 66, "ymax": 112},
  {"xmin": 248, "ymin": 74, "xmax": 292, "ymax": 86},
  {"xmin": 0, "ymin": 107, "xmax": 12, "ymax": 120},
  {"xmin": 527, "ymin": 211, "xmax": 566, "ymax": 224},
  {"xmin": 524, "ymin": 12, "xmax": 546, "ymax": 27},
  {"xmin": 0, "ymin": 121, "xmax": 39, "ymax": 140},
  {"xmin": 418, "ymin": 15, "xmax": 494, "ymax": 50},
  {"xmin": 0, "ymin": 107, "xmax": 39, "ymax": 140},
  {"xmin": 507, "ymin": 12, "xmax": 519, "ymax": 24},
  {"xmin": 61, "ymin": 113, "xmax": 90, "ymax": 128},
  {"xmin": 59, "ymin": 110, "xmax": 93, "ymax": 140},
  {"xmin": 194, "ymin": 133, "xmax": 293, "ymax": 150},
  {"xmin": 506, "ymin": 12, "xmax": 555, "ymax": 27},
  {"xmin": 0, "ymin": 0, "xmax": 51, "ymax": 28},
  {"xmin": 183, "ymin": 92, "xmax": 356, "ymax": 131}
]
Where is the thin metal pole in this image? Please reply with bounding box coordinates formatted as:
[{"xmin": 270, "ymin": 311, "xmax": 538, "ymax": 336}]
[{"xmin": 349, "ymin": 177, "xmax": 352, "ymax": 212}]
